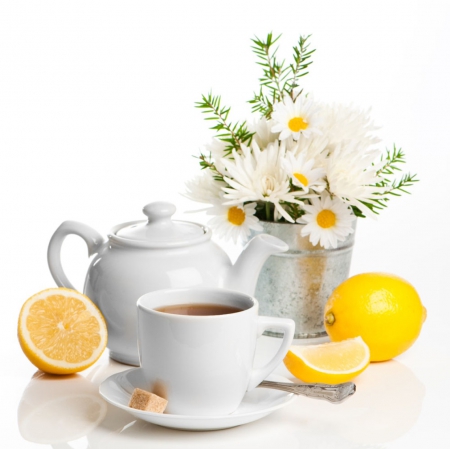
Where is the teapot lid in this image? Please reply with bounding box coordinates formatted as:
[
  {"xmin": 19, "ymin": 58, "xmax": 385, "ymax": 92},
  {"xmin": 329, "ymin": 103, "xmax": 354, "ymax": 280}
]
[{"xmin": 110, "ymin": 202, "xmax": 210, "ymax": 248}]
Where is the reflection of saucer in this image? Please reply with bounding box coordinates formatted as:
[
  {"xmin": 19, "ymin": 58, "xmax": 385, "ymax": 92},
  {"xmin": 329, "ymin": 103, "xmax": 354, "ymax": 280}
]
[{"xmin": 99, "ymin": 368, "xmax": 296, "ymax": 431}]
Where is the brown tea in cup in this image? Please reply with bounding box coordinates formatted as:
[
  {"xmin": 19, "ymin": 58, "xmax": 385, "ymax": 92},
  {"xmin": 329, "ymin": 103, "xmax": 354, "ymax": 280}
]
[{"xmin": 156, "ymin": 303, "xmax": 242, "ymax": 316}]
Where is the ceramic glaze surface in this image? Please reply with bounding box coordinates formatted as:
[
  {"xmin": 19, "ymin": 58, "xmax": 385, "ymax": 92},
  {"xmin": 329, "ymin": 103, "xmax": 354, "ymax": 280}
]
[
  {"xmin": 136, "ymin": 288, "xmax": 295, "ymax": 416},
  {"xmin": 47, "ymin": 202, "xmax": 289, "ymax": 365},
  {"xmin": 99, "ymin": 369, "xmax": 296, "ymax": 431},
  {"xmin": 84, "ymin": 241, "xmax": 231, "ymax": 365}
]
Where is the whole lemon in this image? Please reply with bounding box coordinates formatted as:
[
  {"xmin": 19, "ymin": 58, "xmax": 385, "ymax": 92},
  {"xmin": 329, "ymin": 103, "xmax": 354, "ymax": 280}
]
[{"xmin": 324, "ymin": 273, "xmax": 426, "ymax": 362}]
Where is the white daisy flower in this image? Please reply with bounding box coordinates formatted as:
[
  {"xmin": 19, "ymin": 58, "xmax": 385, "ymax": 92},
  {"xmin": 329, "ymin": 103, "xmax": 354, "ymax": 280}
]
[
  {"xmin": 220, "ymin": 140, "xmax": 303, "ymax": 223},
  {"xmin": 248, "ymin": 117, "xmax": 279, "ymax": 149},
  {"xmin": 207, "ymin": 202, "xmax": 263, "ymax": 244},
  {"xmin": 282, "ymin": 151, "xmax": 326, "ymax": 194},
  {"xmin": 288, "ymin": 134, "xmax": 329, "ymax": 165},
  {"xmin": 299, "ymin": 194, "xmax": 356, "ymax": 249},
  {"xmin": 326, "ymin": 141, "xmax": 387, "ymax": 217},
  {"xmin": 184, "ymin": 169, "xmax": 225, "ymax": 205},
  {"xmin": 271, "ymin": 95, "xmax": 322, "ymax": 141},
  {"xmin": 321, "ymin": 103, "xmax": 380, "ymax": 151}
]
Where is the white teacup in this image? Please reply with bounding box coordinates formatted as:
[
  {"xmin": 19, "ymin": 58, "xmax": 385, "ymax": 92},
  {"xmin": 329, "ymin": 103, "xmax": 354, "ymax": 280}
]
[{"xmin": 137, "ymin": 287, "xmax": 295, "ymax": 416}]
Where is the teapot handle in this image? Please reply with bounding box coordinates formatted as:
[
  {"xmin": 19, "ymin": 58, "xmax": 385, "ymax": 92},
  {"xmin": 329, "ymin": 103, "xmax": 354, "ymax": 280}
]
[{"xmin": 47, "ymin": 221, "xmax": 105, "ymax": 291}]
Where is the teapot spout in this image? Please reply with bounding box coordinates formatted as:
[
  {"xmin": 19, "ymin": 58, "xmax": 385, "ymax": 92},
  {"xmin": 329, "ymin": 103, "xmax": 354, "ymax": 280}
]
[{"xmin": 227, "ymin": 234, "xmax": 289, "ymax": 296}]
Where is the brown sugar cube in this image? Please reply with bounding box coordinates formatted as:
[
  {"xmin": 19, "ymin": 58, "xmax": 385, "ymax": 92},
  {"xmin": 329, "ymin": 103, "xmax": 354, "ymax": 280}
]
[{"xmin": 128, "ymin": 388, "xmax": 168, "ymax": 413}]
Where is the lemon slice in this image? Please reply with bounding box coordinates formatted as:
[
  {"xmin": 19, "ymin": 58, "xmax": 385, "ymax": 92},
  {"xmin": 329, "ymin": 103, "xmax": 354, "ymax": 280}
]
[
  {"xmin": 18, "ymin": 288, "xmax": 107, "ymax": 374},
  {"xmin": 283, "ymin": 337, "xmax": 370, "ymax": 384}
]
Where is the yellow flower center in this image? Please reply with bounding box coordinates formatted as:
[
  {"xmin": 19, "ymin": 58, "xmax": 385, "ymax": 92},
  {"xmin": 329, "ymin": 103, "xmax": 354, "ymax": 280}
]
[
  {"xmin": 316, "ymin": 209, "xmax": 336, "ymax": 228},
  {"xmin": 294, "ymin": 172, "xmax": 309, "ymax": 186},
  {"xmin": 227, "ymin": 206, "xmax": 246, "ymax": 226},
  {"xmin": 288, "ymin": 117, "xmax": 308, "ymax": 132}
]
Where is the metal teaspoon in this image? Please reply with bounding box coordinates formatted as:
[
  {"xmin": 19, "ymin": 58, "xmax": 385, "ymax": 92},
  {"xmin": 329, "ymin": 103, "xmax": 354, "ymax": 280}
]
[{"xmin": 257, "ymin": 380, "xmax": 356, "ymax": 404}]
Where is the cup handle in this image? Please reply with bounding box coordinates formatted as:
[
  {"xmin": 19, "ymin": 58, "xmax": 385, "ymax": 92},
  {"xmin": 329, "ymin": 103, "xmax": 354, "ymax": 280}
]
[{"xmin": 247, "ymin": 316, "xmax": 295, "ymax": 390}]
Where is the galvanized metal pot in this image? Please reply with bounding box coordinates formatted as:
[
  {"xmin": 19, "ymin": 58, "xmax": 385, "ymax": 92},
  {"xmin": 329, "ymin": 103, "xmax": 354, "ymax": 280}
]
[{"xmin": 251, "ymin": 221, "xmax": 356, "ymax": 339}]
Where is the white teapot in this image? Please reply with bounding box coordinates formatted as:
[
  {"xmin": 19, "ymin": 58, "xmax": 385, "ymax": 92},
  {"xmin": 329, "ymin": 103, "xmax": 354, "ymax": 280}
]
[{"xmin": 48, "ymin": 201, "xmax": 288, "ymax": 365}]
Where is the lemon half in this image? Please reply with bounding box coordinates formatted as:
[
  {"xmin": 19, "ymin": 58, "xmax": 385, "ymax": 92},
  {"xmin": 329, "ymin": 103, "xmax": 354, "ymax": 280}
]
[{"xmin": 18, "ymin": 288, "xmax": 107, "ymax": 374}]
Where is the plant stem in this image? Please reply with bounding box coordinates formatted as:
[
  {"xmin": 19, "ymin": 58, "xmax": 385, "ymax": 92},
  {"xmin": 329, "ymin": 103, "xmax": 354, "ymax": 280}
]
[
  {"xmin": 264, "ymin": 46, "xmax": 284, "ymax": 100},
  {"xmin": 200, "ymin": 95, "xmax": 241, "ymax": 149},
  {"xmin": 265, "ymin": 202, "xmax": 271, "ymax": 221}
]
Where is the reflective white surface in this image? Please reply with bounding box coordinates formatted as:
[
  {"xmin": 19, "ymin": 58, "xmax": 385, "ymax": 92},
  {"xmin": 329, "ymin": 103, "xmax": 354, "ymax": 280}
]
[{"xmin": 4, "ymin": 333, "xmax": 449, "ymax": 449}]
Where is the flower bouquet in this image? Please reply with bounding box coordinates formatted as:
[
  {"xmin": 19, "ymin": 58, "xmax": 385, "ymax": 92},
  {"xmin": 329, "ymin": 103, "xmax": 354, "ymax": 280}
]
[{"xmin": 185, "ymin": 33, "xmax": 417, "ymax": 249}]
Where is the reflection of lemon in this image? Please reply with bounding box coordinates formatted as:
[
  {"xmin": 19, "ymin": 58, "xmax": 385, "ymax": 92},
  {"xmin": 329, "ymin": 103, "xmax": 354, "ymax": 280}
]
[
  {"xmin": 337, "ymin": 359, "xmax": 425, "ymax": 444},
  {"xmin": 18, "ymin": 288, "xmax": 107, "ymax": 374},
  {"xmin": 283, "ymin": 337, "xmax": 370, "ymax": 384},
  {"xmin": 18, "ymin": 372, "xmax": 107, "ymax": 444},
  {"xmin": 324, "ymin": 273, "xmax": 426, "ymax": 362}
]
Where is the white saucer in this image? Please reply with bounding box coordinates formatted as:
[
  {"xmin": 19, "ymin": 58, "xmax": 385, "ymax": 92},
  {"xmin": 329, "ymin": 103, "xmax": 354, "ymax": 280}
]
[{"xmin": 99, "ymin": 368, "xmax": 296, "ymax": 431}]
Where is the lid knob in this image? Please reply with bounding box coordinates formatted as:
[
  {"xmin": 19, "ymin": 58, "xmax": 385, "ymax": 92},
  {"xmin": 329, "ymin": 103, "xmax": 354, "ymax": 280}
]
[
  {"xmin": 143, "ymin": 202, "xmax": 176, "ymax": 225},
  {"xmin": 113, "ymin": 200, "xmax": 210, "ymax": 246}
]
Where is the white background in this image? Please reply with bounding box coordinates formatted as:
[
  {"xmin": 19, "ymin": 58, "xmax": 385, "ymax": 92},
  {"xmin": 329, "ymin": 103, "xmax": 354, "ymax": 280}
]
[{"xmin": 1, "ymin": 1, "xmax": 449, "ymax": 447}]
